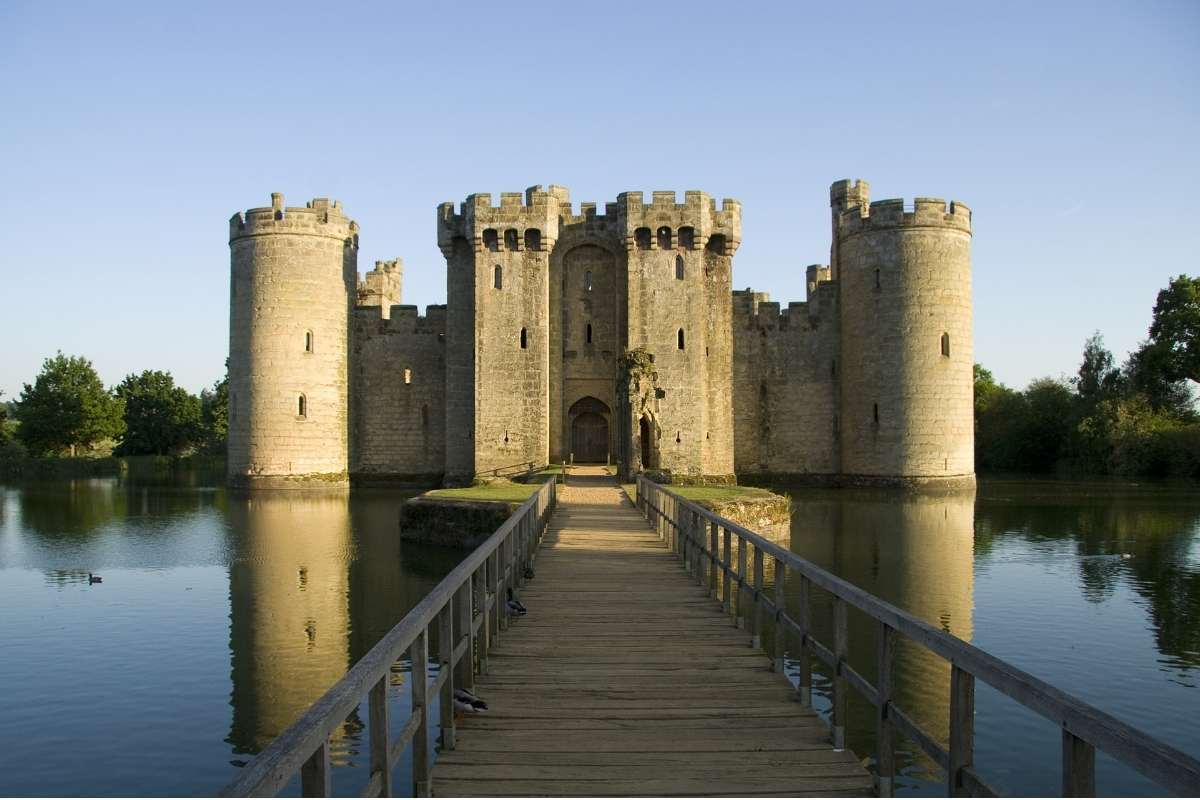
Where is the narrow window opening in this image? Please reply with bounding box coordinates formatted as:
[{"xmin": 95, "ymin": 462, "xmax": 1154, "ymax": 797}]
[
  {"xmin": 941, "ymin": 332, "xmax": 951, "ymax": 357},
  {"xmin": 705, "ymin": 346, "xmax": 709, "ymax": 357},
  {"xmin": 493, "ymin": 265, "xmax": 502, "ymax": 290},
  {"xmin": 504, "ymin": 229, "xmax": 519, "ymax": 250},
  {"xmin": 586, "ymin": 323, "xmax": 593, "ymax": 344},
  {"xmin": 706, "ymin": 431, "xmax": 710, "ymax": 440},
  {"xmin": 678, "ymin": 226, "xmax": 695, "ymax": 250},
  {"xmin": 482, "ymin": 229, "xmax": 499, "ymax": 251},
  {"xmin": 677, "ymin": 328, "xmax": 685, "ymax": 350},
  {"xmin": 524, "ymin": 228, "xmax": 541, "ymax": 251},
  {"xmin": 585, "ymin": 270, "xmax": 593, "ymax": 291},
  {"xmin": 657, "ymin": 227, "xmax": 672, "ymax": 250},
  {"xmin": 675, "ymin": 430, "xmax": 681, "ymax": 443},
  {"xmin": 504, "ymin": 429, "xmax": 509, "ymax": 443},
  {"xmin": 297, "ymin": 394, "xmax": 307, "ymax": 418},
  {"xmin": 675, "ymin": 255, "xmax": 684, "ymax": 280},
  {"xmin": 304, "ymin": 330, "xmax": 314, "ymax": 353},
  {"xmin": 635, "ymin": 228, "xmax": 651, "ymax": 250},
  {"xmin": 831, "ymin": 359, "xmax": 837, "ymax": 378},
  {"xmin": 421, "ymin": 404, "xmax": 428, "ymax": 429},
  {"xmin": 833, "ymin": 413, "xmax": 840, "ymax": 437},
  {"xmin": 404, "ymin": 368, "xmax": 412, "ymax": 385},
  {"xmin": 520, "ymin": 328, "xmax": 527, "ymax": 349},
  {"xmin": 873, "ymin": 403, "xmax": 880, "ymax": 425},
  {"xmin": 875, "ymin": 268, "xmax": 881, "ymax": 289}
]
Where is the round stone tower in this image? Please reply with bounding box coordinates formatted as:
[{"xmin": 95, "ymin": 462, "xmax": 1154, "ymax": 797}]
[
  {"xmin": 228, "ymin": 193, "xmax": 358, "ymax": 487},
  {"xmin": 834, "ymin": 184, "xmax": 974, "ymax": 485}
]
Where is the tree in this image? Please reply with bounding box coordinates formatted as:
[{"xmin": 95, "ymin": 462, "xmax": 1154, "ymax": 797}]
[
  {"xmin": 16, "ymin": 353, "xmax": 124, "ymax": 457},
  {"xmin": 114, "ymin": 370, "xmax": 201, "ymax": 456},
  {"xmin": 1147, "ymin": 274, "xmax": 1200, "ymax": 383},
  {"xmin": 1124, "ymin": 341, "xmax": 1195, "ymax": 419},
  {"xmin": 1074, "ymin": 332, "xmax": 1122, "ymax": 407},
  {"xmin": 199, "ymin": 373, "xmax": 229, "ymax": 453}
]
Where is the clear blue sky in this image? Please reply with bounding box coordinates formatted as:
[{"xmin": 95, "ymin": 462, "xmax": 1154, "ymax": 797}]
[{"xmin": 1, "ymin": 0, "xmax": 1197, "ymax": 399}]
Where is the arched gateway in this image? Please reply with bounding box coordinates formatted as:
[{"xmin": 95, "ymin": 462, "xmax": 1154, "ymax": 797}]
[{"xmin": 568, "ymin": 396, "xmax": 610, "ymax": 463}]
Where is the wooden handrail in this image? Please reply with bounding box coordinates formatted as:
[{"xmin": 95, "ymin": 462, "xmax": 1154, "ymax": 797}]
[
  {"xmin": 219, "ymin": 478, "xmax": 556, "ymax": 798},
  {"xmin": 636, "ymin": 477, "xmax": 1200, "ymax": 798}
]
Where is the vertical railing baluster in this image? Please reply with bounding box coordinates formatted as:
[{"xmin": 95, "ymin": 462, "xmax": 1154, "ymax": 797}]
[
  {"xmin": 709, "ymin": 522, "xmax": 719, "ymax": 600},
  {"xmin": 475, "ymin": 566, "xmax": 489, "ymax": 676},
  {"xmin": 300, "ymin": 738, "xmax": 331, "ymax": 797},
  {"xmin": 437, "ymin": 602, "xmax": 455, "ymax": 750},
  {"xmin": 722, "ymin": 528, "xmax": 732, "ymax": 616},
  {"xmin": 410, "ymin": 628, "xmax": 430, "ymax": 797},
  {"xmin": 948, "ymin": 665, "xmax": 975, "ymax": 797},
  {"xmin": 876, "ymin": 622, "xmax": 896, "ymax": 797},
  {"xmin": 772, "ymin": 557, "xmax": 785, "ymax": 672},
  {"xmin": 736, "ymin": 536, "xmax": 747, "ymax": 629},
  {"xmin": 796, "ymin": 574, "xmax": 812, "ymax": 706},
  {"xmin": 1062, "ymin": 729, "xmax": 1096, "ymax": 797},
  {"xmin": 456, "ymin": 581, "xmax": 474, "ymax": 693},
  {"xmin": 488, "ymin": 549, "xmax": 500, "ymax": 642},
  {"xmin": 497, "ymin": 537, "xmax": 508, "ymax": 633},
  {"xmin": 752, "ymin": 545, "xmax": 764, "ymax": 649},
  {"xmin": 832, "ymin": 597, "xmax": 848, "ymax": 751},
  {"xmin": 368, "ymin": 675, "xmax": 391, "ymax": 797}
]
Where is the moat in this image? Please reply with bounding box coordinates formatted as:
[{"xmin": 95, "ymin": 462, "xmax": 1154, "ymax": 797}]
[{"xmin": 0, "ymin": 470, "xmax": 1196, "ymax": 796}]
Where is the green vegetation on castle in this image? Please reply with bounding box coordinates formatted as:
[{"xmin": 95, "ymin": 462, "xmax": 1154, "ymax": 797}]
[{"xmin": 425, "ymin": 479, "xmax": 539, "ymax": 503}]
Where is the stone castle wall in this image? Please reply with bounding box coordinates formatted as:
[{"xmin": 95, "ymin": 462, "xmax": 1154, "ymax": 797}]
[
  {"xmin": 228, "ymin": 193, "xmax": 357, "ymax": 486},
  {"xmin": 837, "ymin": 197, "xmax": 974, "ymax": 480},
  {"xmin": 351, "ymin": 304, "xmax": 446, "ymax": 481},
  {"xmin": 731, "ymin": 276, "xmax": 839, "ymax": 477},
  {"xmin": 229, "ymin": 179, "xmax": 974, "ymax": 488}
]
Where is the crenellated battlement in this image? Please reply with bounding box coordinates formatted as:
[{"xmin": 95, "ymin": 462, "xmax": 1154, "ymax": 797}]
[
  {"xmin": 437, "ymin": 184, "xmax": 565, "ymax": 255},
  {"xmin": 230, "ymin": 192, "xmax": 359, "ymax": 243},
  {"xmin": 837, "ymin": 196, "xmax": 972, "ymax": 238},
  {"xmin": 733, "ymin": 285, "xmax": 836, "ymax": 333},
  {"xmin": 354, "ymin": 303, "xmax": 447, "ymax": 335},
  {"xmin": 617, "ymin": 190, "xmax": 741, "ymax": 253}
]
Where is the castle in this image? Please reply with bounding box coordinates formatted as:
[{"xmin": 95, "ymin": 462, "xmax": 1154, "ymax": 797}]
[{"xmin": 227, "ymin": 180, "xmax": 974, "ymax": 488}]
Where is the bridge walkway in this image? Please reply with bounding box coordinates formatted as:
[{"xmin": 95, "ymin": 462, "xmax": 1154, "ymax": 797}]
[{"xmin": 432, "ymin": 467, "xmax": 872, "ymax": 797}]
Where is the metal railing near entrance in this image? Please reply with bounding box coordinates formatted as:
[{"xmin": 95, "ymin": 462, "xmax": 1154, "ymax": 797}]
[
  {"xmin": 218, "ymin": 479, "xmax": 556, "ymax": 798},
  {"xmin": 636, "ymin": 477, "xmax": 1200, "ymax": 798}
]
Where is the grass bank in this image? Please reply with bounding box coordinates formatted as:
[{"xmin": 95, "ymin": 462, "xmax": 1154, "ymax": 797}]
[
  {"xmin": 622, "ymin": 481, "xmax": 791, "ymax": 527},
  {"xmin": 424, "ymin": 479, "xmax": 540, "ymax": 503}
]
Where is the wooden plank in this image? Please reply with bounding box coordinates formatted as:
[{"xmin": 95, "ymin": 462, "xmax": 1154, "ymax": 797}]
[
  {"xmin": 409, "ymin": 631, "xmax": 430, "ymax": 798},
  {"xmin": 876, "ymin": 622, "xmax": 896, "ymax": 798},
  {"xmin": 832, "ymin": 597, "xmax": 848, "ymax": 751}
]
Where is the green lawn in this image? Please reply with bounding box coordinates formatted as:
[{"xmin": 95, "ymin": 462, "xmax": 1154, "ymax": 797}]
[
  {"xmin": 425, "ymin": 479, "xmax": 538, "ymax": 503},
  {"xmin": 621, "ymin": 482, "xmax": 779, "ymax": 507}
]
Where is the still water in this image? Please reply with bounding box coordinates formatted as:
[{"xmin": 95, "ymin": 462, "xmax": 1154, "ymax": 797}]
[
  {"xmin": 0, "ymin": 464, "xmax": 461, "ymax": 796},
  {"xmin": 761, "ymin": 477, "xmax": 1200, "ymax": 797},
  {"xmin": 0, "ymin": 470, "xmax": 1197, "ymax": 796}
]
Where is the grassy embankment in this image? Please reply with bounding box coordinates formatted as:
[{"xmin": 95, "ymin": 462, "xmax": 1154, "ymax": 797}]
[{"xmin": 620, "ymin": 482, "xmax": 790, "ymax": 526}]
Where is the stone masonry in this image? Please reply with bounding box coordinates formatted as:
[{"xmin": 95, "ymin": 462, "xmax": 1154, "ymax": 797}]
[{"xmin": 227, "ymin": 180, "xmax": 974, "ymax": 488}]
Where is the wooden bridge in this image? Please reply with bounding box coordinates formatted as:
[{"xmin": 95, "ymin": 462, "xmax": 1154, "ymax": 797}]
[{"xmin": 220, "ymin": 467, "xmax": 1200, "ymax": 798}]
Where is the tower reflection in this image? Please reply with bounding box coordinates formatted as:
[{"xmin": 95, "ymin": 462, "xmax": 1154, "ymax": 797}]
[
  {"xmin": 226, "ymin": 491, "xmax": 353, "ymax": 756},
  {"xmin": 783, "ymin": 486, "xmax": 976, "ymax": 786}
]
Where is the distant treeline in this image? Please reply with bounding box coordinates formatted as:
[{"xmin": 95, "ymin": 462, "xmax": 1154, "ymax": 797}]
[
  {"xmin": 975, "ymin": 275, "xmax": 1199, "ymax": 478},
  {"xmin": 0, "ymin": 355, "xmax": 227, "ymax": 467}
]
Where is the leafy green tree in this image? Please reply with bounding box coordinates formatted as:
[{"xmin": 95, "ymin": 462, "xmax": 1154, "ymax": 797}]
[
  {"xmin": 1073, "ymin": 332, "xmax": 1122, "ymax": 407},
  {"xmin": 1124, "ymin": 341, "xmax": 1195, "ymax": 419},
  {"xmin": 199, "ymin": 373, "xmax": 229, "ymax": 453},
  {"xmin": 1147, "ymin": 274, "xmax": 1200, "ymax": 383},
  {"xmin": 15, "ymin": 353, "xmax": 124, "ymax": 457},
  {"xmin": 114, "ymin": 370, "xmax": 201, "ymax": 456}
]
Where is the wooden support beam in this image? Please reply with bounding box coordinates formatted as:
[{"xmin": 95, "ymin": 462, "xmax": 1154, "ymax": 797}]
[
  {"xmin": 410, "ymin": 629, "xmax": 430, "ymax": 798},
  {"xmin": 832, "ymin": 597, "xmax": 848, "ymax": 751},
  {"xmin": 876, "ymin": 623, "xmax": 896, "ymax": 797},
  {"xmin": 300, "ymin": 738, "xmax": 330, "ymax": 797},
  {"xmin": 367, "ymin": 676, "xmax": 391, "ymax": 798},
  {"xmin": 948, "ymin": 665, "xmax": 975, "ymax": 797},
  {"xmin": 1062, "ymin": 729, "xmax": 1096, "ymax": 797}
]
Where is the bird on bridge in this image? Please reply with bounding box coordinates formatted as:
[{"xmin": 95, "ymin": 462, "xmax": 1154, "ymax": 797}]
[
  {"xmin": 453, "ymin": 688, "xmax": 488, "ymax": 713},
  {"xmin": 506, "ymin": 588, "xmax": 527, "ymax": 617}
]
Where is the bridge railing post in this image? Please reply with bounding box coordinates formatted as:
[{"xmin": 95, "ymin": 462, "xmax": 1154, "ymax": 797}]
[
  {"xmin": 1062, "ymin": 729, "xmax": 1096, "ymax": 797},
  {"xmin": 437, "ymin": 603, "xmax": 455, "ymax": 750},
  {"xmin": 300, "ymin": 738, "xmax": 330, "ymax": 797},
  {"xmin": 796, "ymin": 574, "xmax": 812, "ymax": 706},
  {"xmin": 948, "ymin": 665, "xmax": 975, "ymax": 797},
  {"xmin": 722, "ymin": 528, "xmax": 732, "ymax": 616},
  {"xmin": 410, "ymin": 627, "xmax": 430, "ymax": 797},
  {"xmin": 736, "ymin": 536, "xmax": 747, "ymax": 629},
  {"xmin": 772, "ymin": 556, "xmax": 785, "ymax": 673},
  {"xmin": 832, "ymin": 597, "xmax": 848, "ymax": 751},
  {"xmin": 751, "ymin": 545, "xmax": 764, "ymax": 649},
  {"xmin": 475, "ymin": 565, "xmax": 489, "ymax": 676},
  {"xmin": 367, "ymin": 674, "xmax": 392, "ymax": 798},
  {"xmin": 709, "ymin": 522, "xmax": 719, "ymax": 600},
  {"xmin": 876, "ymin": 621, "xmax": 896, "ymax": 797}
]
